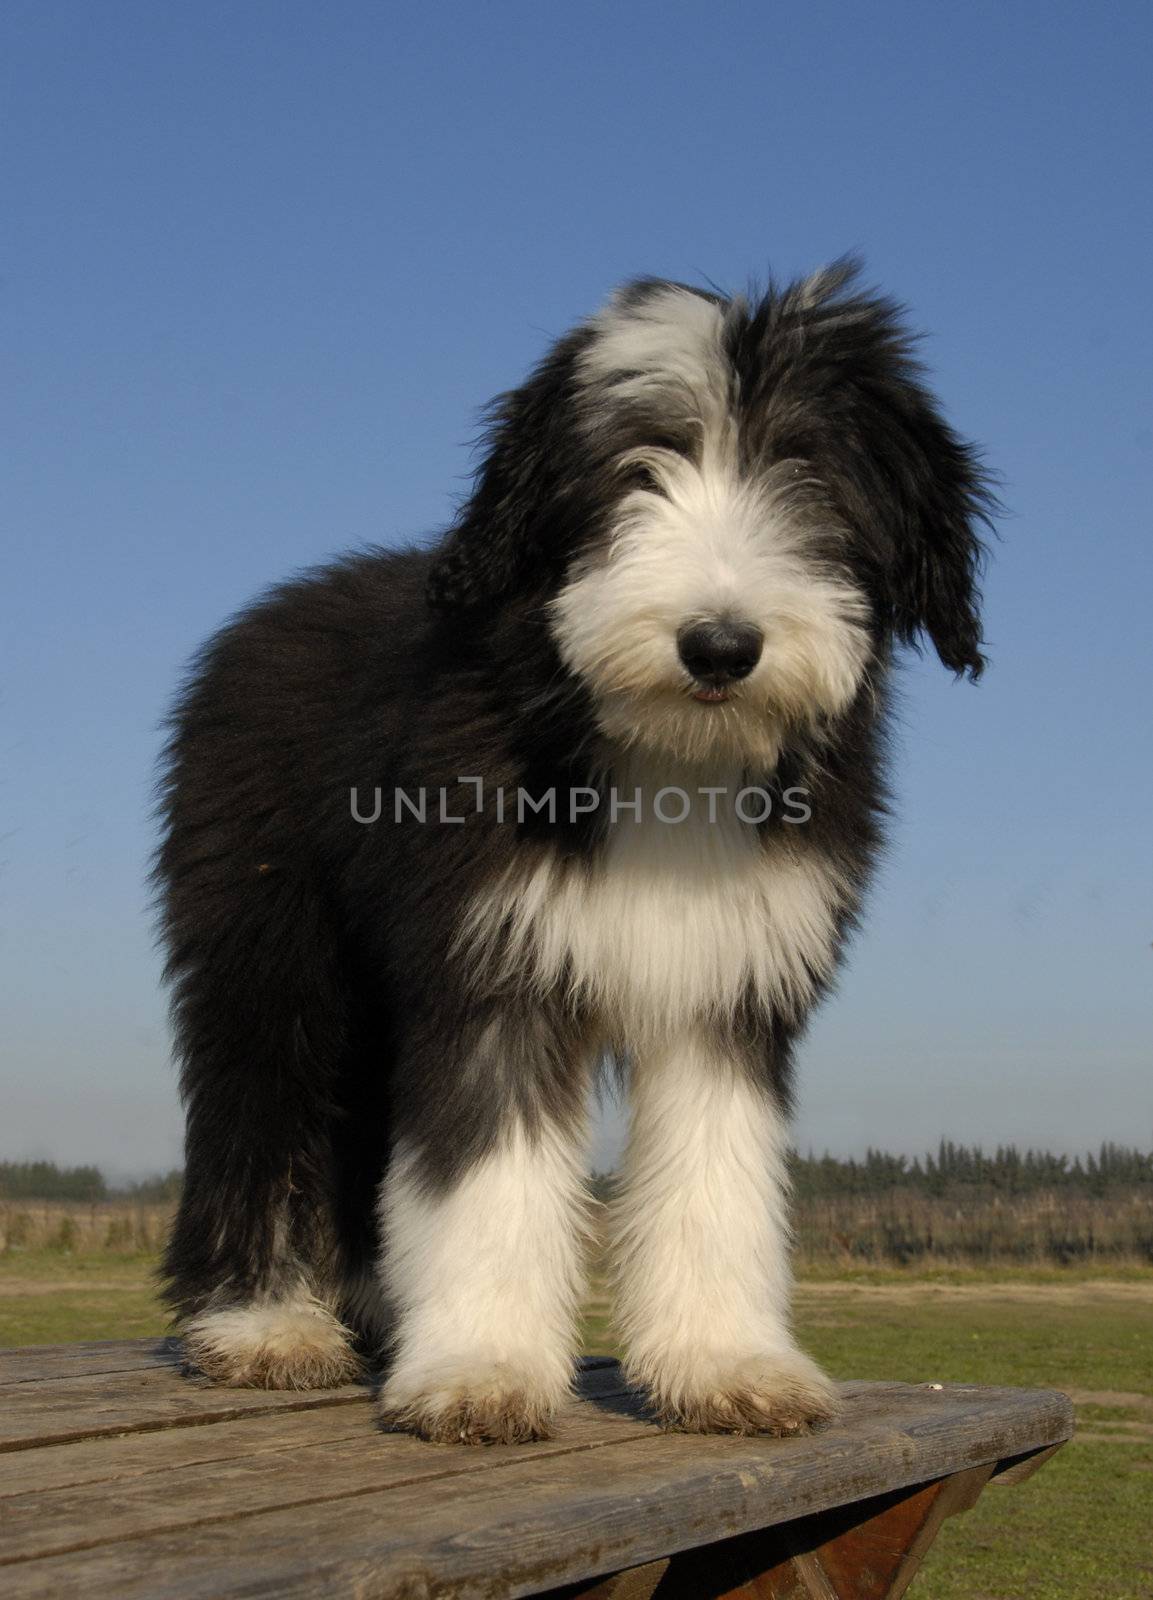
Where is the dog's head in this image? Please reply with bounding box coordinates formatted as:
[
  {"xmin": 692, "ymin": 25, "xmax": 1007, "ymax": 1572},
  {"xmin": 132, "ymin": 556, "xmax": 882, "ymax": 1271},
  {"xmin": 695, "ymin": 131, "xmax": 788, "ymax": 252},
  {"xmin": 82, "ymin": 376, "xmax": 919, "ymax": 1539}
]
[{"xmin": 428, "ymin": 262, "xmax": 994, "ymax": 767}]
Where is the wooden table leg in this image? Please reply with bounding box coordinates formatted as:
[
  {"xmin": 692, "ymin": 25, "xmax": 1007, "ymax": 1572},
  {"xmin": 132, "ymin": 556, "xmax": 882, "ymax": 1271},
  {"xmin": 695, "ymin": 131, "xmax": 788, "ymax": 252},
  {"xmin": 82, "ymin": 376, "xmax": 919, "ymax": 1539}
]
[
  {"xmin": 574, "ymin": 1560, "xmax": 672, "ymax": 1600},
  {"xmin": 614, "ymin": 1463, "xmax": 997, "ymax": 1600},
  {"xmin": 559, "ymin": 1441, "xmax": 1065, "ymax": 1600}
]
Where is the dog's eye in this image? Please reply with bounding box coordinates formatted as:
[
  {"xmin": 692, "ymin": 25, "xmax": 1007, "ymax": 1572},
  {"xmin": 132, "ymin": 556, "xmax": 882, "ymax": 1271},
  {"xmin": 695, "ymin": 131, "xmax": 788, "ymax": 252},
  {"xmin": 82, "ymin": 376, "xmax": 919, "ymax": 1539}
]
[
  {"xmin": 630, "ymin": 463, "xmax": 663, "ymax": 493},
  {"xmin": 622, "ymin": 441, "xmax": 683, "ymax": 494}
]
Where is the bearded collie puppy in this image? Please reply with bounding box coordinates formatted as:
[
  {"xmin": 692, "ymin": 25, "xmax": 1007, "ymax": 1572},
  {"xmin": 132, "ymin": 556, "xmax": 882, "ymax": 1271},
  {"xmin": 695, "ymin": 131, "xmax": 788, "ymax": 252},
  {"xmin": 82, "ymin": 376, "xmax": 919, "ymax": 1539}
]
[{"xmin": 157, "ymin": 261, "xmax": 992, "ymax": 1443}]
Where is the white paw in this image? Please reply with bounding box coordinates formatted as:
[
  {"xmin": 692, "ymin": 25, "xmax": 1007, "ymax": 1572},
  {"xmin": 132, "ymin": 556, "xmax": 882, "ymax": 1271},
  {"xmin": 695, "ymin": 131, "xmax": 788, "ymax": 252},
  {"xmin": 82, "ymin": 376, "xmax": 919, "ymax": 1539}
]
[
  {"xmin": 183, "ymin": 1294, "xmax": 362, "ymax": 1390},
  {"xmin": 633, "ymin": 1345, "xmax": 840, "ymax": 1435},
  {"xmin": 380, "ymin": 1355, "xmax": 572, "ymax": 1444}
]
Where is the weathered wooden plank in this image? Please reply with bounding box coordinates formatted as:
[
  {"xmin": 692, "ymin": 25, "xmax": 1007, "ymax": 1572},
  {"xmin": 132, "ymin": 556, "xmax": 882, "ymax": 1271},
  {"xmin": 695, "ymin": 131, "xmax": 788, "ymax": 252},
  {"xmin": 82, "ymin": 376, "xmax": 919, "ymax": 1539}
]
[
  {"xmin": 0, "ymin": 1405, "xmax": 373, "ymax": 1499},
  {"xmin": 0, "ymin": 1367, "xmax": 371, "ymax": 1453},
  {"xmin": 0, "ymin": 1339, "xmax": 184, "ymax": 1386},
  {"xmin": 0, "ymin": 1359, "xmax": 625, "ymax": 1497},
  {"xmin": 0, "ymin": 1382, "xmax": 1073, "ymax": 1600},
  {"xmin": 0, "ymin": 1370, "xmax": 646, "ymax": 1565},
  {"xmin": 0, "ymin": 1352, "xmax": 621, "ymax": 1453}
]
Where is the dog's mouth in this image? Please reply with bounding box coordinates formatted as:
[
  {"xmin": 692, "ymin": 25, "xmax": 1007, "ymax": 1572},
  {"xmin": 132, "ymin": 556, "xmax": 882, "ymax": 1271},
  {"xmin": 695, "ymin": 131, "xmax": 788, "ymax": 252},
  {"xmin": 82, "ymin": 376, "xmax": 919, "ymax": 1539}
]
[{"xmin": 691, "ymin": 685, "xmax": 731, "ymax": 704}]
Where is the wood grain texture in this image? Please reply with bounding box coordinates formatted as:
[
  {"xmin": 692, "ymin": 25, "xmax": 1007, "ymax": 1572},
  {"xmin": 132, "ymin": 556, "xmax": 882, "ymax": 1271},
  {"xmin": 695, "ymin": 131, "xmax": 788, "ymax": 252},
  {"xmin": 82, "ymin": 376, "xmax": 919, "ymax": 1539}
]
[
  {"xmin": 0, "ymin": 1339, "xmax": 185, "ymax": 1386},
  {"xmin": 0, "ymin": 1368, "xmax": 370, "ymax": 1452},
  {"xmin": 0, "ymin": 1342, "xmax": 1074, "ymax": 1600},
  {"xmin": 0, "ymin": 1354, "xmax": 622, "ymax": 1453},
  {"xmin": 0, "ymin": 1360, "xmax": 624, "ymax": 1498},
  {"xmin": 0, "ymin": 1405, "xmax": 374, "ymax": 1499},
  {"xmin": 0, "ymin": 1367, "xmax": 643, "ymax": 1561}
]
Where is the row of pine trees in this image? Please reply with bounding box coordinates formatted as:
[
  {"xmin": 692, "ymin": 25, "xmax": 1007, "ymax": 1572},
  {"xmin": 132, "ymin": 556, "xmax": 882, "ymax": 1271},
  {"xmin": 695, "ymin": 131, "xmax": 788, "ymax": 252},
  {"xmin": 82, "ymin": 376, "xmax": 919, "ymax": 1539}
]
[
  {"xmin": 3, "ymin": 1143, "xmax": 1151, "ymax": 1204},
  {"xmin": 789, "ymin": 1141, "xmax": 1153, "ymax": 1197}
]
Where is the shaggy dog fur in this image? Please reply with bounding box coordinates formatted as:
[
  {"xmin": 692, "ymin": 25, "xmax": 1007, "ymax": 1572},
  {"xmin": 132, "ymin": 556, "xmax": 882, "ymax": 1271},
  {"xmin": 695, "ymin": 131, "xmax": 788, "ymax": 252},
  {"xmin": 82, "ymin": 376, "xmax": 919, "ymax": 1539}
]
[{"xmin": 157, "ymin": 261, "xmax": 993, "ymax": 1443}]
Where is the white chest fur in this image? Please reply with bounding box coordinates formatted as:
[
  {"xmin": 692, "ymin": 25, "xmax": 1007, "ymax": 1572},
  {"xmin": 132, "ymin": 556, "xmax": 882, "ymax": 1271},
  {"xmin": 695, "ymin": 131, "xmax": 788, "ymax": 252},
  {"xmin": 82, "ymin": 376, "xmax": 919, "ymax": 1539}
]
[{"xmin": 463, "ymin": 760, "xmax": 845, "ymax": 1044}]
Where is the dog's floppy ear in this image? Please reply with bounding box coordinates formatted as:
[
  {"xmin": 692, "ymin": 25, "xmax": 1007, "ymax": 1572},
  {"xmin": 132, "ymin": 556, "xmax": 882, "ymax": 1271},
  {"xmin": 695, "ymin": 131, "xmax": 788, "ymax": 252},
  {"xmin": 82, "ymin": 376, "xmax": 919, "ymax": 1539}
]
[
  {"xmin": 790, "ymin": 267, "xmax": 996, "ymax": 679},
  {"xmin": 867, "ymin": 378, "xmax": 994, "ymax": 679},
  {"xmin": 426, "ymin": 334, "xmax": 584, "ymax": 614},
  {"xmin": 425, "ymin": 394, "xmax": 543, "ymax": 612}
]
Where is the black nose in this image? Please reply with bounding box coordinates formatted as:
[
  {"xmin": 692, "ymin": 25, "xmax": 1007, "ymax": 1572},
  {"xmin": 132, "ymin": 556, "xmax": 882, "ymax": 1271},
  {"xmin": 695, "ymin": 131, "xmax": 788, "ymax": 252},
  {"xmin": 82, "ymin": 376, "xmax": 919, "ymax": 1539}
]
[{"xmin": 677, "ymin": 619, "xmax": 764, "ymax": 684}]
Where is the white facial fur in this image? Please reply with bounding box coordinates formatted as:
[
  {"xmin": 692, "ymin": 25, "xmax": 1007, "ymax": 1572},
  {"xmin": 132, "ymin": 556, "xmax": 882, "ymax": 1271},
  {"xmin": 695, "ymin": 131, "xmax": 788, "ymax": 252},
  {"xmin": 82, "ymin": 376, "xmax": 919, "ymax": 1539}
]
[{"xmin": 551, "ymin": 285, "xmax": 872, "ymax": 767}]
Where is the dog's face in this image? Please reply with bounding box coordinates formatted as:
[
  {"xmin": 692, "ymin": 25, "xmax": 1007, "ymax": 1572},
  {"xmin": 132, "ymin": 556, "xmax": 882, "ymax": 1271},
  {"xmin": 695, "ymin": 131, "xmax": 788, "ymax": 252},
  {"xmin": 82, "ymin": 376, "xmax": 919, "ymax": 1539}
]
[
  {"xmin": 429, "ymin": 264, "xmax": 992, "ymax": 769},
  {"xmin": 550, "ymin": 284, "xmax": 875, "ymax": 766}
]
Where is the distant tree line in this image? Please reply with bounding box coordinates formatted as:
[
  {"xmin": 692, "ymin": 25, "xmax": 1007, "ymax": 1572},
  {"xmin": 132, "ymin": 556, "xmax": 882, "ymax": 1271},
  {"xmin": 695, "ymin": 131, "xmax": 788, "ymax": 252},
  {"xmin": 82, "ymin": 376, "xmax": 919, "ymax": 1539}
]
[
  {"xmin": 0, "ymin": 1161, "xmax": 109, "ymax": 1202},
  {"xmin": 4, "ymin": 1144, "xmax": 1151, "ymax": 1206},
  {"xmin": 789, "ymin": 1140, "xmax": 1153, "ymax": 1198},
  {"xmin": 590, "ymin": 1142, "xmax": 1153, "ymax": 1204},
  {"xmin": 0, "ymin": 1163, "xmax": 183, "ymax": 1203}
]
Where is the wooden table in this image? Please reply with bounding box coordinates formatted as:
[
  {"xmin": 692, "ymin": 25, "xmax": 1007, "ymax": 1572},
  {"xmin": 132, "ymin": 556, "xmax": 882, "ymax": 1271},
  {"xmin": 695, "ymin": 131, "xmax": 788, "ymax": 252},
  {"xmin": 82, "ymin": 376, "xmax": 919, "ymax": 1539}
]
[{"xmin": 0, "ymin": 1340, "xmax": 1072, "ymax": 1599}]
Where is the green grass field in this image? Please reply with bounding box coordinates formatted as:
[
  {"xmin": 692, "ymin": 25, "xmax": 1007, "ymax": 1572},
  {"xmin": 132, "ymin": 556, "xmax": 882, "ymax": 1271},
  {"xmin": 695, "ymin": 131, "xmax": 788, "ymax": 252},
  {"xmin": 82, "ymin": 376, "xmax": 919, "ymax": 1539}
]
[
  {"xmin": 796, "ymin": 1282, "xmax": 1151, "ymax": 1599},
  {"xmin": 2, "ymin": 1255, "xmax": 1150, "ymax": 1598}
]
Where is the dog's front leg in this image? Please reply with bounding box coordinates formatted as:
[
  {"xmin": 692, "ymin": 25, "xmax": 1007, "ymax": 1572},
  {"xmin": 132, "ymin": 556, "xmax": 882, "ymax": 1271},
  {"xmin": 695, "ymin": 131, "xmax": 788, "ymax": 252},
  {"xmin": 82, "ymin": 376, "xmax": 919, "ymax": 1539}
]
[
  {"xmin": 612, "ymin": 1029, "xmax": 838, "ymax": 1434},
  {"xmin": 378, "ymin": 1016, "xmax": 590, "ymax": 1444}
]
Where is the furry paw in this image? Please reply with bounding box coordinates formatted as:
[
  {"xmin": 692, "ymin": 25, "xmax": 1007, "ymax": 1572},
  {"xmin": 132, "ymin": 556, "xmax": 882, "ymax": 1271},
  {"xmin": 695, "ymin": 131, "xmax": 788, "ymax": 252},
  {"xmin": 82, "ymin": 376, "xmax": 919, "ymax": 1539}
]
[
  {"xmin": 380, "ymin": 1359, "xmax": 565, "ymax": 1444},
  {"xmin": 183, "ymin": 1296, "xmax": 363, "ymax": 1390},
  {"xmin": 644, "ymin": 1348, "xmax": 840, "ymax": 1436}
]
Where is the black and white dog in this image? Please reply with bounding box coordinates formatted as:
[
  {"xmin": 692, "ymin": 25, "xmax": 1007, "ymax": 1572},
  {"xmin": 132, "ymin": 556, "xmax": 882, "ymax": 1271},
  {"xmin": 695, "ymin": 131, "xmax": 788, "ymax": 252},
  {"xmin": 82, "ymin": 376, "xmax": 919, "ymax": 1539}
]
[{"xmin": 157, "ymin": 262, "xmax": 991, "ymax": 1443}]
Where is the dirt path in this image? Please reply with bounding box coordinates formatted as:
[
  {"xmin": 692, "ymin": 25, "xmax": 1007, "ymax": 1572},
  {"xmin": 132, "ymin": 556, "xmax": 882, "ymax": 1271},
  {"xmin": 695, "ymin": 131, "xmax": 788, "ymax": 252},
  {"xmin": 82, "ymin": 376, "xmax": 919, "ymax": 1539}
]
[
  {"xmin": 794, "ymin": 1279, "xmax": 1153, "ymax": 1304},
  {"xmin": 0, "ymin": 1277, "xmax": 155, "ymax": 1297},
  {"xmin": 583, "ymin": 1279, "xmax": 1153, "ymax": 1316}
]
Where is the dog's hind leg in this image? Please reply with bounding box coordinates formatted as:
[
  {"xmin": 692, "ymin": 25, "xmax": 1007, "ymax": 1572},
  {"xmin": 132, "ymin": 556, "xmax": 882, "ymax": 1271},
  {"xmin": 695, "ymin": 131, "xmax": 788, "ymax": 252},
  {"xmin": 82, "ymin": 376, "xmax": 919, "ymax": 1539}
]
[
  {"xmin": 378, "ymin": 1010, "xmax": 592, "ymax": 1444},
  {"xmin": 611, "ymin": 1028, "xmax": 839, "ymax": 1434},
  {"xmin": 159, "ymin": 867, "xmax": 363, "ymax": 1390}
]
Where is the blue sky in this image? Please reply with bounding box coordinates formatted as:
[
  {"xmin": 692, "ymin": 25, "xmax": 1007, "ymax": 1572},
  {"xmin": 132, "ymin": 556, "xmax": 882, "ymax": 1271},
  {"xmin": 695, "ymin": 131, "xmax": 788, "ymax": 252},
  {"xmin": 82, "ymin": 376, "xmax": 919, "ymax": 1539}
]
[{"xmin": 3, "ymin": 1, "xmax": 1151, "ymax": 1174}]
